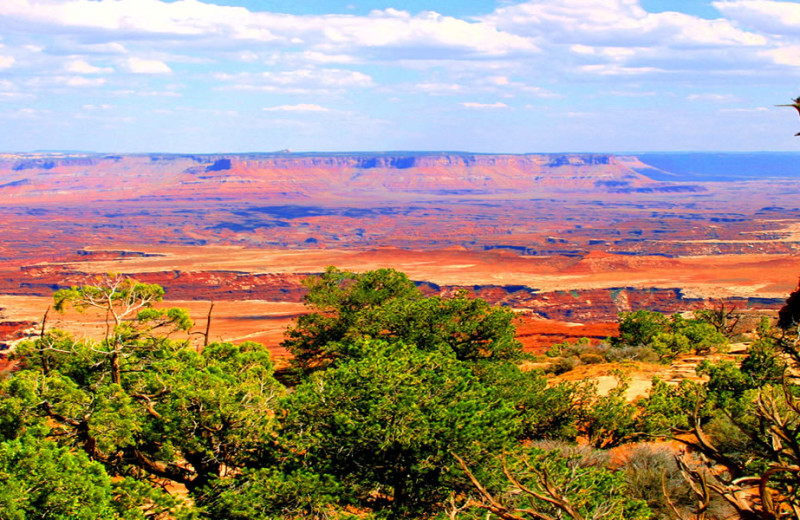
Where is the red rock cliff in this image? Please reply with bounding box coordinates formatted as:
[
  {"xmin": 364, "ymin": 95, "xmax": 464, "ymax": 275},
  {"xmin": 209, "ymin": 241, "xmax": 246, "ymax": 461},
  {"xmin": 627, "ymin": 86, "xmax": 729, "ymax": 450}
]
[{"xmin": 0, "ymin": 152, "xmax": 657, "ymax": 203}]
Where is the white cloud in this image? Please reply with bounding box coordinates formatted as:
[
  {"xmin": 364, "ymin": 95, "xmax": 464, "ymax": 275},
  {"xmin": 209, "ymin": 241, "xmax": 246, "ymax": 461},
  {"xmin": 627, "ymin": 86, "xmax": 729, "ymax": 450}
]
[
  {"xmin": 460, "ymin": 101, "xmax": 509, "ymax": 109},
  {"xmin": 82, "ymin": 103, "xmax": 114, "ymax": 110},
  {"xmin": 70, "ymin": 42, "xmax": 128, "ymax": 55},
  {"xmin": 581, "ymin": 64, "xmax": 659, "ymax": 75},
  {"xmin": 571, "ymin": 44, "xmax": 596, "ymax": 55},
  {"xmin": 415, "ymin": 82, "xmax": 463, "ymax": 93},
  {"xmin": 238, "ymin": 51, "xmax": 260, "ymax": 62},
  {"xmin": 0, "ymin": 0, "xmax": 535, "ymax": 61},
  {"xmin": 520, "ymin": 86, "xmax": 561, "ymax": 98},
  {"xmin": 478, "ymin": 0, "xmax": 773, "ymax": 78},
  {"xmin": 0, "ymin": 0, "xmax": 797, "ymax": 153},
  {"xmin": 263, "ymin": 104, "xmax": 330, "ymax": 112},
  {"xmin": 11, "ymin": 108, "xmax": 50, "ymax": 118},
  {"xmin": 719, "ymin": 106, "xmax": 769, "ymax": 113},
  {"xmin": 761, "ymin": 45, "xmax": 800, "ymax": 67},
  {"xmin": 0, "ymin": 0, "xmax": 267, "ymax": 38},
  {"xmin": 65, "ymin": 59, "xmax": 112, "ymax": 74},
  {"xmin": 302, "ymin": 51, "xmax": 359, "ymax": 64},
  {"xmin": 314, "ymin": 9, "xmax": 538, "ymax": 57},
  {"xmin": 112, "ymin": 89, "xmax": 182, "ymax": 97},
  {"xmin": 687, "ymin": 93, "xmax": 738, "ymax": 103},
  {"xmin": 0, "ymin": 92, "xmax": 33, "ymax": 101},
  {"xmin": 0, "ymin": 79, "xmax": 35, "ymax": 101},
  {"xmin": 488, "ymin": 76, "xmax": 510, "ymax": 86},
  {"xmin": 0, "ymin": 0, "xmax": 788, "ymax": 92},
  {"xmin": 125, "ymin": 57, "xmax": 172, "ymax": 74},
  {"xmin": 485, "ymin": 0, "xmax": 764, "ymax": 48},
  {"xmin": 0, "ymin": 56, "xmax": 15, "ymax": 70},
  {"xmin": 220, "ymin": 68, "xmax": 374, "ymax": 94},
  {"xmin": 714, "ymin": 0, "xmax": 800, "ymax": 35},
  {"xmin": 263, "ymin": 68, "xmax": 372, "ymax": 87},
  {"xmin": 52, "ymin": 75, "xmax": 107, "ymax": 87}
]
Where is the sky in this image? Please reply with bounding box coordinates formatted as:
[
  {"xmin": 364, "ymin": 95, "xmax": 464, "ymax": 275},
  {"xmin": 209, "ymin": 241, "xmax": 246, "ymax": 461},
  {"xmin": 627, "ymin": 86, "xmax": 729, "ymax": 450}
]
[{"xmin": 1, "ymin": 0, "xmax": 800, "ymax": 153}]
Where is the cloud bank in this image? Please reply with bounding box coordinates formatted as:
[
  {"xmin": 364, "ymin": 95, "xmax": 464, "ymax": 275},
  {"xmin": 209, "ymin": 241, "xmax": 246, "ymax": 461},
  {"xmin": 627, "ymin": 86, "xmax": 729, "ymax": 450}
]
[{"xmin": 0, "ymin": 0, "xmax": 798, "ymax": 152}]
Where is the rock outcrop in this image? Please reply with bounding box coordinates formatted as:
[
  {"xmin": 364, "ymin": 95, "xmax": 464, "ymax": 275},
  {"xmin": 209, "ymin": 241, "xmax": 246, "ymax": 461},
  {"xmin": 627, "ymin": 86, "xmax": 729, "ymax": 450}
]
[{"xmin": 2, "ymin": 264, "xmax": 785, "ymax": 323}]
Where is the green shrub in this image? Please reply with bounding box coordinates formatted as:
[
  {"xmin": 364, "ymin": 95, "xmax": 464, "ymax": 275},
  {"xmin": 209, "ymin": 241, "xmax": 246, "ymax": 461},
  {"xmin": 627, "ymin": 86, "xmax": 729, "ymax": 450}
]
[
  {"xmin": 547, "ymin": 356, "xmax": 581, "ymax": 374},
  {"xmin": 616, "ymin": 310, "xmax": 670, "ymax": 346}
]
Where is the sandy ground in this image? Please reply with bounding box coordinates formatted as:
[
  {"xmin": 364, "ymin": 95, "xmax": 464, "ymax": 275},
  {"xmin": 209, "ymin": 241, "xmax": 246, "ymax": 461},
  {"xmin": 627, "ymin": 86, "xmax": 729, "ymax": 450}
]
[
  {"xmin": 0, "ymin": 295, "xmax": 304, "ymax": 360},
  {"xmin": 0, "ymin": 292, "xmax": 622, "ymax": 361},
  {"xmin": 49, "ymin": 245, "xmax": 800, "ymax": 299},
  {"xmin": 1, "ymin": 244, "xmax": 789, "ymax": 377}
]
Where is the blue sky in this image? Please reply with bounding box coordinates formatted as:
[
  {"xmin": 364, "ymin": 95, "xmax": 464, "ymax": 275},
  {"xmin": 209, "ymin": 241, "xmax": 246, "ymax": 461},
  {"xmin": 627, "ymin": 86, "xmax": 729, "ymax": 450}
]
[{"xmin": 1, "ymin": 0, "xmax": 800, "ymax": 153}]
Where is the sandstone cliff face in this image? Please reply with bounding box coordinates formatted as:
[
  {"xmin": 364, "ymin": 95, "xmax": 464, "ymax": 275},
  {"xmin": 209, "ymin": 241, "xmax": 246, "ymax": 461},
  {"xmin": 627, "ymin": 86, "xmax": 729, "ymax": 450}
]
[
  {"xmin": 0, "ymin": 152, "xmax": 658, "ymax": 203},
  {"xmin": 0, "ymin": 151, "xmax": 796, "ymax": 333},
  {"xmin": 4, "ymin": 265, "xmax": 784, "ymax": 323}
]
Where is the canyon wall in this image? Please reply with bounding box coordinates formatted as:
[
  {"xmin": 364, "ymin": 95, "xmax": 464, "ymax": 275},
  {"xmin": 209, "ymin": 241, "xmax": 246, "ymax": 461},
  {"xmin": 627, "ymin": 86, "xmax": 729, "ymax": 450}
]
[
  {"xmin": 0, "ymin": 152, "xmax": 667, "ymax": 204},
  {"xmin": 4, "ymin": 263, "xmax": 785, "ymax": 323},
  {"xmin": 1, "ymin": 151, "xmax": 798, "ymax": 351}
]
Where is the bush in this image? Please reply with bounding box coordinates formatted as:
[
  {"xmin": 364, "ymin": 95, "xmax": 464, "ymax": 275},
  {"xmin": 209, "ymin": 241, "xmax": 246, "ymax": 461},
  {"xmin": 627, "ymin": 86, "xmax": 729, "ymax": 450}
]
[
  {"xmin": 616, "ymin": 310, "xmax": 670, "ymax": 346},
  {"xmin": 461, "ymin": 443, "xmax": 651, "ymax": 520},
  {"xmin": 622, "ymin": 445, "xmax": 695, "ymax": 520},
  {"xmin": 605, "ymin": 345, "xmax": 660, "ymax": 363},
  {"xmin": 614, "ymin": 311, "xmax": 728, "ymax": 362},
  {"xmin": 650, "ymin": 331, "xmax": 692, "ymax": 361},
  {"xmin": 547, "ymin": 356, "xmax": 580, "ymax": 374},
  {"xmin": 579, "ymin": 352, "xmax": 605, "ymax": 364}
]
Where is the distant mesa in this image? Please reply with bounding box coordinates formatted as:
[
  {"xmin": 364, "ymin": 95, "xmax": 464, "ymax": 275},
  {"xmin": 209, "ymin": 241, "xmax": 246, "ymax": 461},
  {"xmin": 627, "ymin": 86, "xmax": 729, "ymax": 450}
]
[
  {"xmin": 1, "ymin": 151, "xmax": 797, "ymax": 208},
  {"xmin": 0, "ymin": 178, "xmax": 30, "ymax": 189},
  {"xmin": 0, "ymin": 151, "xmax": 678, "ymax": 204},
  {"xmin": 206, "ymin": 158, "xmax": 232, "ymax": 172}
]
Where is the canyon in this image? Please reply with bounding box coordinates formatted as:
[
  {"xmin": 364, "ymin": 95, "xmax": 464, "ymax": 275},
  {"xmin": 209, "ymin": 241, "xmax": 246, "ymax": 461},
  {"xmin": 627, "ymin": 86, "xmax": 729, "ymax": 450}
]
[{"xmin": 1, "ymin": 151, "xmax": 798, "ymax": 359}]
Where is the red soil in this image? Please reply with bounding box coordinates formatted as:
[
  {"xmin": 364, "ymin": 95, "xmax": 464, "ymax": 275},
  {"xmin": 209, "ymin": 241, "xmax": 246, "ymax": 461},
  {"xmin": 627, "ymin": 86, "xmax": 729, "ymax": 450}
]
[{"xmin": 0, "ymin": 152, "xmax": 798, "ymax": 360}]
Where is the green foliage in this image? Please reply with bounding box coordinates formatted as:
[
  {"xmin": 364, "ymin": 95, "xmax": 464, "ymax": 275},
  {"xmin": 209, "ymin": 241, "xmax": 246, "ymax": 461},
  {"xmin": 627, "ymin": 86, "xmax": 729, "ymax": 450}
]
[
  {"xmin": 471, "ymin": 361, "xmax": 593, "ymax": 442},
  {"xmin": 740, "ymin": 336, "xmax": 786, "ymax": 387},
  {"xmin": 697, "ymin": 359, "xmax": 753, "ymax": 406},
  {"xmin": 694, "ymin": 300, "xmax": 741, "ymax": 338},
  {"xmin": 583, "ymin": 373, "xmax": 637, "ymax": 448},
  {"xmin": 616, "ymin": 310, "xmax": 670, "ymax": 347},
  {"xmin": 5, "ymin": 280, "xmax": 283, "ymax": 500},
  {"xmin": 633, "ymin": 309, "xmax": 800, "ymax": 519},
  {"xmin": 649, "ymin": 331, "xmax": 691, "ymax": 360},
  {"xmin": 0, "ymin": 436, "xmax": 117, "ymax": 520},
  {"xmin": 0, "ymin": 435, "xmax": 187, "ymax": 520},
  {"xmin": 206, "ymin": 468, "xmax": 351, "ymax": 520},
  {"xmin": 386, "ymin": 293, "xmax": 522, "ymax": 361},
  {"xmin": 283, "ymin": 267, "xmax": 522, "ymax": 373},
  {"xmin": 10, "ymin": 268, "xmax": 792, "ymax": 519},
  {"xmin": 49, "ymin": 275, "xmax": 193, "ymax": 390},
  {"xmin": 635, "ymin": 377, "xmax": 705, "ymax": 436},
  {"xmin": 282, "ymin": 267, "xmax": 419, "ymax": 370},
  {"xmin": 53, "ymin": 275, "xmax": 165, "ymax": 317},
  {"xmin": 281, "ymin": 340, "xmax": 518, "ymax": 517},
  {"xmin": 698, "ymin": 334, "xmax": 786, "ymax": 408},
  {"xmin": 459, "ymin": 444, "xmax": 651, "ymax": 520},
  {"xmin": 615, "ymin": 310, "xmax": 727, "ymax": 361},
  {"xmin": 545, "ymin": 338, "xmax": 592, "ymax": 358},
  {"xmin": 544, "ymin": 338, "xmax": 612, "ymax": 372},
  {"xmin": 0, "ymin": 370, "xmax": 51, "ymax": 442},
  {"xmin": 546, "ymin": 355, "xmax": 580, "ymax": 374},
  {"xmin": 671, "ymin": 316, "xmax": 728, "ymax": 355}
]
